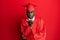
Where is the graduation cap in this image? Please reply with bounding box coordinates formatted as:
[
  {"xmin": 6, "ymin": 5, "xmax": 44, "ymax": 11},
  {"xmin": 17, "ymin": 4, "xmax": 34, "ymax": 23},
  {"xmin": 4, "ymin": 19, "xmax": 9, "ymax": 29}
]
[{"xmin": 23, "ymin": 3, "xmax": 37, "ymax": 10}]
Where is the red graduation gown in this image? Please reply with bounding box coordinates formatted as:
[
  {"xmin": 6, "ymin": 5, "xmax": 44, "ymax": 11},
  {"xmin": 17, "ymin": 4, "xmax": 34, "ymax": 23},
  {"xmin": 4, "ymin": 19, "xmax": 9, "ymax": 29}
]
[{"xmin": 20, "ymin": 17, "xmax": 46, "ymax": 40}]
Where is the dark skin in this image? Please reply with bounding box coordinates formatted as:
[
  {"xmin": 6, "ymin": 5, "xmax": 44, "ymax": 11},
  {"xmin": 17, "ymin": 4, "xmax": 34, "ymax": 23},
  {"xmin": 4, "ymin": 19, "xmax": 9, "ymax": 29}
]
[
  {"xmin": 26, "ymin": 10, "xmax": 35, "ymax": 26},
  {"xmin": 22, "ymin": 10, "xmax": 35, "ymax": 40},
  {"xmin": 26, "ymin": 10, "xmax": 34, "ymax": 19}
]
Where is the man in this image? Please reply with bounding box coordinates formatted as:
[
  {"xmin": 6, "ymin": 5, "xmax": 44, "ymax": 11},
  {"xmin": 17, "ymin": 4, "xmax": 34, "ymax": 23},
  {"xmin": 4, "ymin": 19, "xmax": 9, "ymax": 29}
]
[{"xmin": 20, "ymin": 3, "xmax": 46, "ymax": 40}]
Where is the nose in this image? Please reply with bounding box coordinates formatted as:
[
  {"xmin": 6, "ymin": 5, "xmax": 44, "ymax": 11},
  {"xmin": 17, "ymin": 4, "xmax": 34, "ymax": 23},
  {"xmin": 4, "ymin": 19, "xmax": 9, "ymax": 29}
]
[{"xmin": 29, "ymin": 13, "xmax": 32, "ymax": 15}]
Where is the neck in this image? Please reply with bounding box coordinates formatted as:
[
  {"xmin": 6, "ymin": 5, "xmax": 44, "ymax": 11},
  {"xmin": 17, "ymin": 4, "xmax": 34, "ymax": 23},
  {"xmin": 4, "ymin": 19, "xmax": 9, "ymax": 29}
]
[
  {"xmin": 26, "ymin": 16, "xmax": 35, "ymax": 22},
  {"xmin": 29, "ymin": 16, "xmax": 35, "ymax": 19}
]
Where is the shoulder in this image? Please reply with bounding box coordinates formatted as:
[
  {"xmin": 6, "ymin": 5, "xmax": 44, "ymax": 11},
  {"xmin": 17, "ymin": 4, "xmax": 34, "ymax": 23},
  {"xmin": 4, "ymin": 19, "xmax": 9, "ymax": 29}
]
[
  {"xmin": 21, "ymin": 18, "xmax": 26, "ymax": 22},
  {"xmin": 20, "ymin": 18, "xmax": 28, "ymax": 26},
  {"xmin": 36, "ymin": 17, "xmax": 44, "ymax": 23},
  {"xmin": 20, "ymin": 18, "xmax": 26, "ymax": 24},
  {"xmin": 35, "ymin": 17, "xmax": 44, "ymax": 27},
  {"xmin": 36, "ymin": 17, "xmax": 44, "ymax": 30}
]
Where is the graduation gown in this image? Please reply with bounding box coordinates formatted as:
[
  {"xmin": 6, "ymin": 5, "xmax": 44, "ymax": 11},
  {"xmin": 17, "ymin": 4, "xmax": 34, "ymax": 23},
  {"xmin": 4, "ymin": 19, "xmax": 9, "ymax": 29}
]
[{"xmin": 20, "ymin": 17, "xmax": 46, "ymax": 40}]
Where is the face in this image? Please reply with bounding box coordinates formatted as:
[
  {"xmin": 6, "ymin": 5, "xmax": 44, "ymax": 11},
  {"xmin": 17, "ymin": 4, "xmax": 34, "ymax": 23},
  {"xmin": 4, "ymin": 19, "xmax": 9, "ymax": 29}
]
[{"xmin": 26, "ymin": 10, "xmax": 34, "ymax": 19}]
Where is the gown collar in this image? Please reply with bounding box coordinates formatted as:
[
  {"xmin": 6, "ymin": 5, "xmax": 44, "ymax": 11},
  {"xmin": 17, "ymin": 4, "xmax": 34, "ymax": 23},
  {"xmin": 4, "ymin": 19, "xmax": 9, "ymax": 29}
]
[{"xmin": 26, "ymin": 16, "xmax": 35, "ymax": 22}]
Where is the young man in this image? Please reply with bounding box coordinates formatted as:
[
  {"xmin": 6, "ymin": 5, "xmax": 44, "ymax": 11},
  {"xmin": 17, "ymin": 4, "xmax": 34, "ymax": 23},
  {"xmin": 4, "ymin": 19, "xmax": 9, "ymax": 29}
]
[{"xmin": 20, "ymin": 3, "xmax": 46, "ymax": 40}]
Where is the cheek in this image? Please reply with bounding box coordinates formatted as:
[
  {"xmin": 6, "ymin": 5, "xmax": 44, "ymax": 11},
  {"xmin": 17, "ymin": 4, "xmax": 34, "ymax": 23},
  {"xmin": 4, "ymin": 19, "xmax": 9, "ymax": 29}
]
[
  {"xmin": 27, "ymin": 13, "xmax": 34, "ymax": 17},
  {"xmin": 29, "ymin": 13, "xmax": 33, "ymax": 16},
  {"xmin": 31, "ymin": 13, "xmax": 34, "ymax": 16}
]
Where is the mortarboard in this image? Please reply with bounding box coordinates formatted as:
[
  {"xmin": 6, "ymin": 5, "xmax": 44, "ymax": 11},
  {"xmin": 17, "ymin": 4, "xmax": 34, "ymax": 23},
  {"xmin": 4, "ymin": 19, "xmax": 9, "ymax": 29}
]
[{"xmin": 24, "ymin": 3, "xmax": 36, "ymax": 10}]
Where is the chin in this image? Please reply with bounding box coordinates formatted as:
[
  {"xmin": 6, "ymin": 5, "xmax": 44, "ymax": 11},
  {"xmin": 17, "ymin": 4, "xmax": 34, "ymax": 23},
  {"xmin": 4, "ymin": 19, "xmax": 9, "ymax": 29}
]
[{"xmin": 29, "ymin": 17, "xmax": 33, "ymax": 19}]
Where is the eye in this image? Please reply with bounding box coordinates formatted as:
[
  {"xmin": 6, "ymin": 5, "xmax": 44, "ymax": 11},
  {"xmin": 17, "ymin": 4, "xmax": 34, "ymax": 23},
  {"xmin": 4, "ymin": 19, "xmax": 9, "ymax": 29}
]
[
  {"xmin": 31, "ymin": 11, "xmax": 34, "ymax": 13},
  {"xmin": 31, "ymin": 12, "xmax": 33, "ymax": 13}
]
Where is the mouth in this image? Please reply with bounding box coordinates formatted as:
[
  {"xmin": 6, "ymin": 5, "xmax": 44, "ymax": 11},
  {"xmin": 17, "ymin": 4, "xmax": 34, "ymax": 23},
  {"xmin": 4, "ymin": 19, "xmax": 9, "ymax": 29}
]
[{"xmin": 27, "ymin": 15, "xmax": 32, "ymax": 19}]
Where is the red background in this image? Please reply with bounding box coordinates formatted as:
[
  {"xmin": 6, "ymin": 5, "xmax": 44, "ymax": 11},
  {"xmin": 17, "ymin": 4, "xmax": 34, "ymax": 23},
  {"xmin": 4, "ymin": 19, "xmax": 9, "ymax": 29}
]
[{"xmin": 0, "ymin": 0, "xmax": 60, "ymax": 40}]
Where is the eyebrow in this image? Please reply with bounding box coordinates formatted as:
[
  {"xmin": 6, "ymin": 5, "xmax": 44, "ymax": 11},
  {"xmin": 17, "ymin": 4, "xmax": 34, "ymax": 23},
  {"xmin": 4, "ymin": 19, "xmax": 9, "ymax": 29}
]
[{"xmin": 27, "ymin": 11, "xmax": 34, "ymax": 12}]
